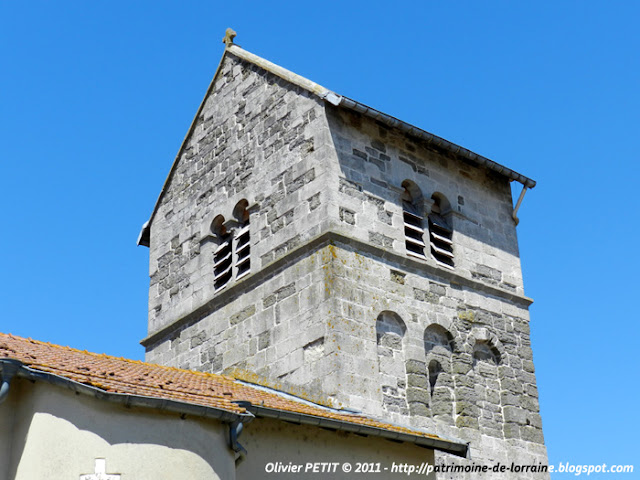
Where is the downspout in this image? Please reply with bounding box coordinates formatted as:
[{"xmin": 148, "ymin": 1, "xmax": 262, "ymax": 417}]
[
  {"xmin": 0, "ymin": 359, "xmax": 23, "ymax": 404},
  {"xmin": 512, "ymin": 186, "xmax": 529, "ymax": 226},
  {"xmin": 229, "ymin": 401, "xmax": 253, "ymax": 465}
]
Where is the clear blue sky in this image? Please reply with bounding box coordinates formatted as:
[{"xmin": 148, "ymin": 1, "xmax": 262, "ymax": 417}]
[{"xmin": 1, "ymin": 1, "xmax": 638, "ymax": 477}]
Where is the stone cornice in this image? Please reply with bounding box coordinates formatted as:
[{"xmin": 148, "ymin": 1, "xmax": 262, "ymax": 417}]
[{"xmin": 141, "ymin": 231, "xmax": 533, "ymax": 348}]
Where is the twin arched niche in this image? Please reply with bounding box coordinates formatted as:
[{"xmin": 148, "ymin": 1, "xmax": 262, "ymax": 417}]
[
  {"xmin": 374, "ymin": 313, "xmax": 509, "ymax": 432},
  {"xmin": 375, "ymin": 315, "xmax": 457, "ymax": 422},
  {"xmin": 376, "ymin": 311, "xmax": 408, "ymax": 415}
]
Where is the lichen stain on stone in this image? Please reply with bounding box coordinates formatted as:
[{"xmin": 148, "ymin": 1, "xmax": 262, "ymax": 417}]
[{"xmin": 228, "ymin": 367, "xmax": 336, "ymax": 407}]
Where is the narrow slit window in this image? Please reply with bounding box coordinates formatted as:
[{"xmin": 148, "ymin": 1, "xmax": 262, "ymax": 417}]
[{"xmin": 428, "ymin": 359, "xmax": 443, "ymax": 397}]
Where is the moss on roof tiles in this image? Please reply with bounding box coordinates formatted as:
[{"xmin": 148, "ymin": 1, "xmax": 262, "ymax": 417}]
[{"xmin": 1, "ymin": 332, "xmax": 445, "ymax": 441}]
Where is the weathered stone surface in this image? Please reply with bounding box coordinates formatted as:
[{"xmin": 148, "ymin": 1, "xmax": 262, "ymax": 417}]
[
  {"xmin": 408, "ymin": 401, "xmax": 430, "ymax": 417},
  {"xmin": 406, "ymin": 373, "xmax": 428, "ymax": 389},
  {"xmin": 368, "ymin": 231, "xmax": 393, "ymax": 248},
  {"xmin": 390, "ymin": 270, "xmax": 405, "ymax": 284},
  {"xmin": 339, "ymin": 207, "xmax": 356, "ymax": 225},
  {"xmin": 230, "ymin": 305, "xmax": 256, "ymax": 325},
  {"xmin": 405, "ymin": 360, "xmax": 426, "ymax": 375},
  {"xmin": 190, "ymin": 331, "xmax": 207, "ymax": 348}
]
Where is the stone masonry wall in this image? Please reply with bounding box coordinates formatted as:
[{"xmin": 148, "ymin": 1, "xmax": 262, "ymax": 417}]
[
  {"xmin": 146, "ymin": 239, "xmax": 547, "ymax": 478},
  {"xmin": 326, "ymin": 106, "xmax": 525, "ymax": 295},
  {"xmin": 317, "ymin": 109, "xmax": 547, "ymax": 476},
  {"xmin": 145, "ymin": 246, "xmax": 343, "ymax": 405},
  {"xmin": 147, "ymin": 52, "xmax": 338, "ymax": 336},
  {"xmin": 320, "ymin": 242, "xmax": 547, "ymax": 478}
]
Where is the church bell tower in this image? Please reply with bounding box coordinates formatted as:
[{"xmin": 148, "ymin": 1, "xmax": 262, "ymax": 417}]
[{"xmin": 138, "ymin": 31, "xmax": 547, "ymax": 476}]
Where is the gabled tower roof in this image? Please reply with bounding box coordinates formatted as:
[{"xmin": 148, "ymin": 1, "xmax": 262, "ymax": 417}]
[{"xmin": 138, "ymin": 30, "xmax": 536, "ymax": 246}]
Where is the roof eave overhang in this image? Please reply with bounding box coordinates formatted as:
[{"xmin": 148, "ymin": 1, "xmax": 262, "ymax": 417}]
[
  {"xmin": 0, "ymin": 358, "xmax": 468, "ymax": 457},
  {"xmin": 248, "ymin": 404, "xmax": 469, "ymax": 457},
  {"xmin": 0, "ymin": 358, "xmax": 246, "ymax": 423}
]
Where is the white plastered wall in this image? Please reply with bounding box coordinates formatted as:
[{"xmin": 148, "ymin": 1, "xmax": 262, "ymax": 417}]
[
  {"xmin": 238, "ymin": 417, "xmax": 436, "ymax": 480},
  {"xmin": 1, "ymin": 379, "xmax": 235, "ymax": 480}
]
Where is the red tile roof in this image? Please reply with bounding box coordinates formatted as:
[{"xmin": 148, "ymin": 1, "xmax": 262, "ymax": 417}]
[{"xmin": 0, "ymin": 332, "xmax": 464, "ymax": 453}]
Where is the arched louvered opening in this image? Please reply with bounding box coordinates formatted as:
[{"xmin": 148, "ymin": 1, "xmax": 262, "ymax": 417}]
[
  {"xmin": 401, "ymin": 180, "xmax": 426, "ymax": 259},
  {"xmin": 212, "ymin": 215, "xmax": 233, "ymax": 291}
]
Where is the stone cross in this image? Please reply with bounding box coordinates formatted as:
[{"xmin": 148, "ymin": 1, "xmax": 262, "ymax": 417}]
[
  {"xmin": 79, "ymin": 459, "xmax": 120, "ymax": 480},
  {"xmin": 222, "ymin": 28, "xmax": 237, "ymax": 46}
]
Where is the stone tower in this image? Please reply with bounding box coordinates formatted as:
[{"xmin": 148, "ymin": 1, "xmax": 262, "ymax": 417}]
[{"xmin": 139, "ymin": 32, "xmax": 547, "ymax": 475}]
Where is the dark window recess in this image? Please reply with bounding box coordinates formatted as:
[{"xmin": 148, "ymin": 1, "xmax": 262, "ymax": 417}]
[
  {"xmin": 214, "ymin": 236, "xmax": 233, "ymax": 291},
  {"xmin": 235, "ymin": 221, "xmax": 251, "ymax": 279},
  {"xmin": 428, "ymin": 212, "xmax": 454, "ymax": 267},
  {"xmin": 428, "ymin": 359, "xmax": 443, "ymax": 396}
]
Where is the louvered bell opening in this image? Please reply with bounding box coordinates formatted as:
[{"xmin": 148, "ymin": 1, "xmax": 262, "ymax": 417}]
[
  {"xmin": 214, "ymin": 239, "xmax": 233, "ymax": 290},
  {"xmin": 235, "ymin": 222, "xmax": 251, "ymax": 279},
  {"xmin": 429, "ymin": 215, "xmax": 454, "ymax": 267},
  {"xmin": 404, "ymin": 210, "xmax": 426, "ymax": 258}
]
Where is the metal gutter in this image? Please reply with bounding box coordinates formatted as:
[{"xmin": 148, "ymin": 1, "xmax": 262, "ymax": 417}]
[
  {"xmin": 234, "ymin": 379, "xmax": 361, "ymax": 414},
  {"xmin": 336, "ymin": 96, "xmax": 536, "ymax": 189},
  {"xmin": 512, "ymin": 186, "xmax": 529, "ymax": 225},
  {"xmin": 233, "ymin": 379, "xmax": 467, "ymax": 456},
  {"xmin": 246, "ymin": 404, "xmax": 469, "ymax": 458},
  {"xmin": 1, "ymin": 358, "xmax": 467, "ymax": 457}
]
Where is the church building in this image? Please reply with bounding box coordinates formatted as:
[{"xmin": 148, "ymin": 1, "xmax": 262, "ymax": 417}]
[{"xmin": 0, "ymin": 30, "xmax": 548, "ymax": 479}]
